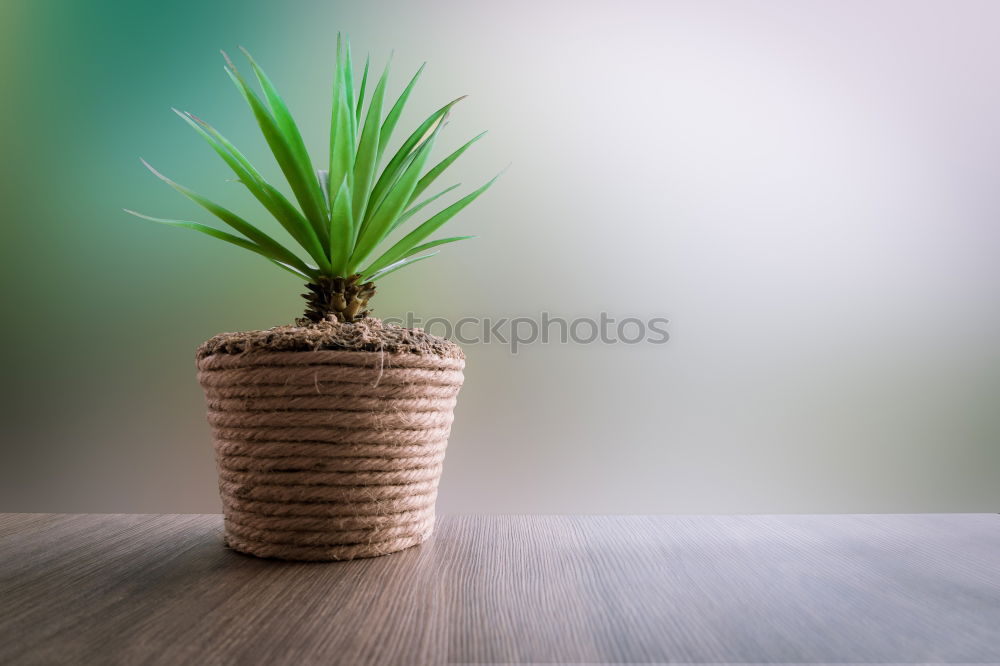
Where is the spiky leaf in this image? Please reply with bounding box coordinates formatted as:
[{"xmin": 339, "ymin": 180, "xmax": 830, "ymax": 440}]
[
  {"xmin": 329, "ymin": 176, "xmax": 354, "ymax": 273},
  {"xmin": 124, "ymin": 209, "xmax": 316, "ymax": 279},
  {"xmin": 139, "ymin": 159, "xmax": 313, "ymax": 272},
  {"xmin": 350, "ymin": 123, "xmax": 443, "ymax": 270},
  {"xmin": 364, "ymin": 173, "xmax": 499, "ymax": 274},
  {"xmin": 352, "ymin": 60, "xmax": 390, "ymax": 225},
  {"xmin": 367, "ymin": 252, "xmax": 439, "ymax": 282},
  {"xmin": 173, "ymin": 109, "xmax": 327, "ymax": 266},
  {"xmin": 389, "ymin": 182, "xmax": 462, "ymax": 234},
  {"xmin": 365, "ymin": 97, "xmax": 465, "ymax": 225},
  {"xmin": 239, "ymin": 48, "xmax": 329, "ymax": 228},
  {"xmin": 378, "ymin": 63, "xmax": 425, "ymax": 161},
  {"xmin": 410, "ymin": 131, "xmax": 486, "ymax": 203},
  {"xmin": 222, "ymin": 54, "xmax": 329, "ymax": 255}
]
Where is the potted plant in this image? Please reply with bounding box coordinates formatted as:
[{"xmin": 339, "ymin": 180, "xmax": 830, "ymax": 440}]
[{"xmin": 127, "ymin": 40, "xmax": 497, "ymax": 561}]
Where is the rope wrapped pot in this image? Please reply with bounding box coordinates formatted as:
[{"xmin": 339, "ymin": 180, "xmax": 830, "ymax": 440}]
[{"xmin": 196, "ymin": 320, "xmax": 465, "ymax": 561}]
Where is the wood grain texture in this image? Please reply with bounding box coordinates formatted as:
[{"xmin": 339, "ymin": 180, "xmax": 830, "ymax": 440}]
[{"xmin": 1, "ymin": 513, "xmax": 998, "ymax": 664}]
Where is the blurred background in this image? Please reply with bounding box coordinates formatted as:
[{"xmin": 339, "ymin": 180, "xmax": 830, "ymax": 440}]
[{"xmin": 2, "ymin": 0, "xmax": 998, "ymax": 514}]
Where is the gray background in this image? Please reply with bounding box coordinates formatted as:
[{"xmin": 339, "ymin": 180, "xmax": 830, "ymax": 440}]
[{"xmin": 2, "ymin": 0, "xmax": 998, "ymax": 513}]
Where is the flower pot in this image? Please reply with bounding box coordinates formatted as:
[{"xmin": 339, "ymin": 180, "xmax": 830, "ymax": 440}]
[{"xmin": 195, "ymin": 323, "xmax": 464, "ymax": 561}]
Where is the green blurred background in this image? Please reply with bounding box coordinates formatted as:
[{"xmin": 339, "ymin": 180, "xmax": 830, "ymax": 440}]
[{"xmin": 2, "ymin": 0, "xmax": 998, "ymax": 513}]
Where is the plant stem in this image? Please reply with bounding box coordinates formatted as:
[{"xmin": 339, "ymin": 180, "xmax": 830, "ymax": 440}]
[{"xmin": 301, "ymin": 275, "xmax": 376, "ymax": 323}]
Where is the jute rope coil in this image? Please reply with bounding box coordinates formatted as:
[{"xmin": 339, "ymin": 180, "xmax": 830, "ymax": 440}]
[{"xmin": 197, "ymin": 349, "xmax": 464, "ymax": 561}]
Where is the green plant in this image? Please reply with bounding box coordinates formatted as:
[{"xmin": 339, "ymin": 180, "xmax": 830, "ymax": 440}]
[{"xmin": 127, "ymin": 39, "xmax": 498, "ymax": 323}]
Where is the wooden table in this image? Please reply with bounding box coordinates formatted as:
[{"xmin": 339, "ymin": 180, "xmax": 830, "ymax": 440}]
[{"xmin": 1, "ymin": 514, "xmax": 998, "ymax": 664}]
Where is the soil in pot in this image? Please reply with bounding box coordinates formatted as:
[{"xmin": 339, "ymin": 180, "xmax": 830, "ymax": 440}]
[{"xmin": 196, "ymin": 317, "xmax": 465, "ymax": 561}]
